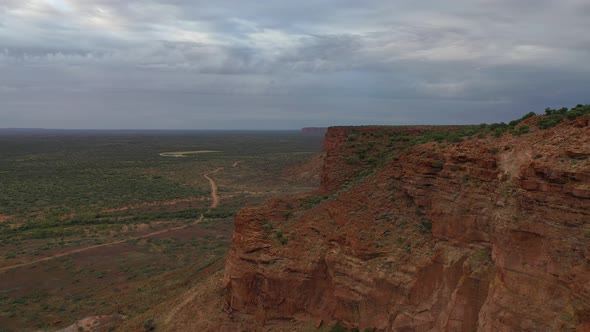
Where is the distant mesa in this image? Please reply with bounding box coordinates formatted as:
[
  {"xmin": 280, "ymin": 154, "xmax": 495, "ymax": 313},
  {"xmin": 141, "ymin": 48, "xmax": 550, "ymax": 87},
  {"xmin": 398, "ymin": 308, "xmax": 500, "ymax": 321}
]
[
  {"xmin": 0, "ymin": 128, "xmax": 48, "ymax": 133},
  {"xmin": 301, "ymin": 127, "xmax": 328, "ymax": 136}
]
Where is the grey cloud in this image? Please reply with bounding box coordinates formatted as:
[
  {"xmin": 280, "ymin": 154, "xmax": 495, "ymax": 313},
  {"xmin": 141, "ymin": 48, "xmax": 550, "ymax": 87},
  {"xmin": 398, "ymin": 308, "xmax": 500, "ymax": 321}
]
[{"xmin": 0, "ymin": 0, "xmax": 589, "ymax": 129}]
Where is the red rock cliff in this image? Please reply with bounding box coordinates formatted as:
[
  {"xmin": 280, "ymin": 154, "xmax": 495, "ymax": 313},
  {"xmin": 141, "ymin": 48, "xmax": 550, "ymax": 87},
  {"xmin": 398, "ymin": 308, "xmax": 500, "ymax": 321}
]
[
  {"xmin": 224, "ymin": 117, "xmax": 590, "ymax": 331},
  {"xmin": 302, "ymin": 127, "xmax": 328, "ymax": 137}
]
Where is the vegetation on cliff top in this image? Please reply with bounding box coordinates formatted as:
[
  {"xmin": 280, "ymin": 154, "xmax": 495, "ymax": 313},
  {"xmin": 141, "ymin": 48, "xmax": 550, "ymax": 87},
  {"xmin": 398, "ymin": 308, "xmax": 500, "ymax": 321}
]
[{"xmin": 341, "ymin": 104, "xmax": 589, "ymax": 169}]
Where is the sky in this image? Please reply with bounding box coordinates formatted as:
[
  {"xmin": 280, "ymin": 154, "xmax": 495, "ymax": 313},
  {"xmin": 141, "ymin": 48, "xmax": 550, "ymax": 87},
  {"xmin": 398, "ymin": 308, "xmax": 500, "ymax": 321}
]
[{"xmin": 0, "ymin": 0, "xmax": 589, "ymax": 129}]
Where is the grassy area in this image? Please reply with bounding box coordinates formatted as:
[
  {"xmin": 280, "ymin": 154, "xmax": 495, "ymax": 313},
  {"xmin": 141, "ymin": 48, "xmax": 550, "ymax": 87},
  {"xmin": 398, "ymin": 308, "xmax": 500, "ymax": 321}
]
[
  {"xmin": 0, "ymin": 218, "xmax": 233, "ymax": 331},
  {"xmin": 341, "ymin": 105, "xmax": 590, "ymax": 171},
  {"xmin": 0, "ymin": 130, "xmax": 323, "ymax": 331},
  {"xmin": 0, "ymin": 130, "xmax": 322, "ymax": 218}
]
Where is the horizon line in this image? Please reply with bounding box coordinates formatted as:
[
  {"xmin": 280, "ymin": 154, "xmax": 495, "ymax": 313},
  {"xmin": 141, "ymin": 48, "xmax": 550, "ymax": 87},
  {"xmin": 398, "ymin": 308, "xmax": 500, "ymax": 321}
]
[{"xmin": 0, "ymin": 127, "xmax": 311, "ymax": 131}]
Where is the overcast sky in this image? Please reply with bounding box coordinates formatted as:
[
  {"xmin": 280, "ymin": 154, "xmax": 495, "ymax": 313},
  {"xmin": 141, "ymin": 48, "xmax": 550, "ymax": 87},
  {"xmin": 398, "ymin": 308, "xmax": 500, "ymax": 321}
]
[{"xmin": 1, "ymin": 0, "xmax": 589, "ymax": 129}]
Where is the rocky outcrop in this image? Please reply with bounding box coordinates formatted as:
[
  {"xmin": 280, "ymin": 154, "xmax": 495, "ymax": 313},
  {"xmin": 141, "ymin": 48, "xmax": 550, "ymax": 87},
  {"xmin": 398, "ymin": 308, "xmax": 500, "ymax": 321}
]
[
  {"xmin": 302, "ymin": 127, "xmax": 328, "ymax": 137},
  {"xmin": 224, "ymin": 117, "xmax": 590, "ymax": 331}
]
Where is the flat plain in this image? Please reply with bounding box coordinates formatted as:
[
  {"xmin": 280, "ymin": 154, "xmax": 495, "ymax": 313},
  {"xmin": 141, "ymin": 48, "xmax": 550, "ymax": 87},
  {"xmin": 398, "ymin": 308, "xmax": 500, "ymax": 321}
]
[{"xmin": 0, "ymin": 130, "xmax": 323, "ymax": 331}]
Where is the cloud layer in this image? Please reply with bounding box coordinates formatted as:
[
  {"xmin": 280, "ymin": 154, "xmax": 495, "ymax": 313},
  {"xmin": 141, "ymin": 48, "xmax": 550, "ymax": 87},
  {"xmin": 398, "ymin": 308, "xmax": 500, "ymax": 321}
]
[{"xmin": 1, "ymin": 0, "xmax": 589, "ymax": 129}]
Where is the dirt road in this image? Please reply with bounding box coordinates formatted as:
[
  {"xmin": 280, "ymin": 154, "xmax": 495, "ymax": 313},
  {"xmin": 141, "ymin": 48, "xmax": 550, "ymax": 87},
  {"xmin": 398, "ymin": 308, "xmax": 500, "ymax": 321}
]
[
  {"xmin": 0, "ymin": 168, "xmax": 224, "ymax": 273},
  {"xmin": 204, "ymin": 168, "xmax": 223, "ymax": 209}
]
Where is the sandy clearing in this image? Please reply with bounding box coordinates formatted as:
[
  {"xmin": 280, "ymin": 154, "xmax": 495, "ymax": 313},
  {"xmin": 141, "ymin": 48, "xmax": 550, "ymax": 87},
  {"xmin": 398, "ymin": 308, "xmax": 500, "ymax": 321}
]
[
  {"xmin": 57, "ymin": 315, "xmax": 127, "ymax": 332},
  {"xmin": 0, "ymin": 214, "xmax": 12, "ymax": 223},
  {"xmin": 159, "ymin": 150, "xmax": 221, "ymax": 157}
]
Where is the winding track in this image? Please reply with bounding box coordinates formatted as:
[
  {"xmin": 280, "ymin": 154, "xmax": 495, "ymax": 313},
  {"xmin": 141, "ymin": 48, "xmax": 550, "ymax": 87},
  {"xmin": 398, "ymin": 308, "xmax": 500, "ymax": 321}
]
[
  {"xmin": 0, "ymin": 168, "xmax": 225, "ymax": 273},
  {"xmin": 204, "ymin": 168, "xmax": 223, "ymax": 209}
]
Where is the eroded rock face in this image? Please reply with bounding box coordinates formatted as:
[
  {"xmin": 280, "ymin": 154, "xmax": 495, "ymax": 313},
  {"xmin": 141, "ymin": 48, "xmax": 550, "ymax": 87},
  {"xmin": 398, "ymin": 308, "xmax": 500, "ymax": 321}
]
[
  {"xmin": 302, "ymin": 127, "xmax": 329, "ymax": 137},
  {"xmin": 224, "ymin": 117, "xmax": 590, "ymax": 331}
]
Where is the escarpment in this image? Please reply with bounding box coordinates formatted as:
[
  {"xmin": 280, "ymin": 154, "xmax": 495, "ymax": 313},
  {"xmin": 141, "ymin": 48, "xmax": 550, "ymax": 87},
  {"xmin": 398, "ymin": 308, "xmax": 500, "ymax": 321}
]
[{"xmin": 223, "ymin": 116, "xmax": 590, "ymax": 331}]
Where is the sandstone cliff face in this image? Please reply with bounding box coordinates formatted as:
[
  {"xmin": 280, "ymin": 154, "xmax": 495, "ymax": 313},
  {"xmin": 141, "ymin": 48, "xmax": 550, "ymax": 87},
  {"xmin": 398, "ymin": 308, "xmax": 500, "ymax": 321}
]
[
  {"xmin": 224, "ymin": 117, "xmax": 590, "ymax": 331},
  {"xmin": 302, "ymin": 127, "xmax": 329, "ymax": 137}
]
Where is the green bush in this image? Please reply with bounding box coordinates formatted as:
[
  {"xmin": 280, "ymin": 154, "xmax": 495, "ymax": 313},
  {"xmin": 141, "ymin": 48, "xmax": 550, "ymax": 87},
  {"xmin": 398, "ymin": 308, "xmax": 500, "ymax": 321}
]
[
  {"xmin": 566, "ymin": 104, "xmax": 590, "ymax": 120},
  {"xmin": 538, "ymin": 114, "xmax": 565, "ymax": 129},
  {"xmin": 143, "ymin": 318, "xmax": 155, "ymax": 331},
  {"xmin": 345, "ymin": 134, "xmax": 357, "ymax": 142},
  {"xmin": 418, "ymin": 219, "xmax": 432, "ymax": 233},
  {"xmin": 538, "ymin": 104, "xmax": 590, "ymax": 129},
  {"xmin": 432, "ymin": 160, "xmax": 443, "ymax": 170},
  {"xmin": 493, "ymin": 128, "xmax": 506, "ymax": 138},
  {"xmin": 509, "ymin": 111, "xmax": 536, "ymax": 127},
  {"xmin": 330, "ymin": 322, "xmax": 349, "ymax": 332},
  {"xmin": 544, "ymin": 107, "xmax": 568, "ymax": 115},
  {"xmin": 514, "ymin": 125, "xmax": 529, "ymax": 136}
]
